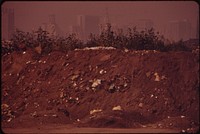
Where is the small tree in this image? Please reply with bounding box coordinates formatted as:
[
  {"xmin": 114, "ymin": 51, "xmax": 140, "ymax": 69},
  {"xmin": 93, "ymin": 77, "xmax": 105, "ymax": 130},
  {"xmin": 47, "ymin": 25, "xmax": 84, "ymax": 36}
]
[{"xmin": 35, "ymin": 27, "xmax": 53, "ymax": 54}]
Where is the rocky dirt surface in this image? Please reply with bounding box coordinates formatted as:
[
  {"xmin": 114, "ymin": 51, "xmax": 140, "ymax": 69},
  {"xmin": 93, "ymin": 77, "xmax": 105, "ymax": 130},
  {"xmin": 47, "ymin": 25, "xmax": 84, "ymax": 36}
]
[{"xmin": 1, "ymin": 48, "xmax": 199, "ymax": 133}]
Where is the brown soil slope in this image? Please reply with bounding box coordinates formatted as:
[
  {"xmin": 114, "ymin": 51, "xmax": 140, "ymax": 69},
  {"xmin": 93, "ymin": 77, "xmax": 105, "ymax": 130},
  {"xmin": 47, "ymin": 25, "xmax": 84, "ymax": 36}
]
[{"xmin": 1, "ymin": 49, "xmax": 199, "ymax": 132}]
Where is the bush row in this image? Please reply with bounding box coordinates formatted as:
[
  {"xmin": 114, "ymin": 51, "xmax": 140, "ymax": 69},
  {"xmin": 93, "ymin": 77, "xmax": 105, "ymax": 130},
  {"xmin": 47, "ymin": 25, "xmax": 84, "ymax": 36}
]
[{"xmin": 1, "ymin": 24, "xmax": 192, "ymax": 55}]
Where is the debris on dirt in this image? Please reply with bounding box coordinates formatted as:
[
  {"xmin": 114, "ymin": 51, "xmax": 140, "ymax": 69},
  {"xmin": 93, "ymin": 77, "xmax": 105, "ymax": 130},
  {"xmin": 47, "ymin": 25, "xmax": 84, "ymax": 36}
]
[
  {"xmin": 91, "ymin": 79, "xmax": 101, "ymax": 88},
  {"xmin": 1, "ymin": 49, "xmax": 199, "ymax": 131},
  {"xmin": 112, "ymin": 106, "xmax": 122, "ymax": 111},
  {"xmin": 30, "ymin": 111, "xmax": 38, "ymax": 118},
  {"xmin": 181, "ymin": 116, "xmax": 185, "ymax": 118},
  {"xmin": 90, "ymin": 109, "xmax": 102, "ymax": 115},
  {"xmin": 154, "ymin": 72, "xmax": 160, "ymax": 81},
  {"xmin": 138, "ymin": 103, "xmax": 143, "ymax": 108}
]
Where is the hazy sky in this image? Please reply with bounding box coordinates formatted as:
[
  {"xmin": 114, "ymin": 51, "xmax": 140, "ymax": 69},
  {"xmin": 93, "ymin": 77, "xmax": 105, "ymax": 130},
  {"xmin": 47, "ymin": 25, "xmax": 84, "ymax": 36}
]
[{"xmin": 2, "ymin": 1, "xmax": 199, "ymax": 37}]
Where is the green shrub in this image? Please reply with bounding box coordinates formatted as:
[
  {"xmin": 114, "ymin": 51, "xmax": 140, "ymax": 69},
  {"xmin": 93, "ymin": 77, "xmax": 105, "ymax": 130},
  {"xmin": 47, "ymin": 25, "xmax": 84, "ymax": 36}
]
[{"xmin": 4, "ymin": 24, "xmax": 191, "ymax": 56}]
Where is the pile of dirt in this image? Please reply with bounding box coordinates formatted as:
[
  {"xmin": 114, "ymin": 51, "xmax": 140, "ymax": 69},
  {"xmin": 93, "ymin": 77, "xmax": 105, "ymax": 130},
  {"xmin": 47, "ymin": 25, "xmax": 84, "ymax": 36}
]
[{"xmin": 1, "ymin": 48, "xmax": 199, "ymax": 132}]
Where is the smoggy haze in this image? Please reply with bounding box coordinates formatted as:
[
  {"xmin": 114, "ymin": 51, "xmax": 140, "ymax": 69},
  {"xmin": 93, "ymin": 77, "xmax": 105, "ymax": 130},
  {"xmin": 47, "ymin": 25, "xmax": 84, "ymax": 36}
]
[{"xmin": 1, "ymin": 1, "xmax": 199, "ymax": 40}]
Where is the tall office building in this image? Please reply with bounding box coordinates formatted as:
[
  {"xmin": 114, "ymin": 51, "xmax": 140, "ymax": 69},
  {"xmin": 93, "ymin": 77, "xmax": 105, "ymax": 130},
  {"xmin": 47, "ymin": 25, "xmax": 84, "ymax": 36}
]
[
  {"xmin": 77, "ymin": 15, "xmax": 100, "ymax": 41},
  {"xmin": 1, "ymin": 8, "xmax": 15, "ymax": 40},
  {"xmin": 68, "ymin": 25, "xmax": 81, "ymax": 36},
  {"xmin": 168, "ymin": 20, "xmax": 191, "ymax": 42},
  {"xmin": 179, "ymin": 19, "xmax": 191, "ymax": 41},
  {"xmin": 41, "ymin": 15, "xmax": 63, "ymax": 37},
  {"xmin": 168, "ymin": 20, "xmax": 179, "ymax": 42}
]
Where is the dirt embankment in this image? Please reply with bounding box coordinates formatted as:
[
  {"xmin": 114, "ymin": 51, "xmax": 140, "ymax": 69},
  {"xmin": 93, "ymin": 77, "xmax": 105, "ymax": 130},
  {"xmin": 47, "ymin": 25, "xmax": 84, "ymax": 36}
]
[{"xmin": 1, "ymin": 49, "xmax": 199, "ymax": 132}]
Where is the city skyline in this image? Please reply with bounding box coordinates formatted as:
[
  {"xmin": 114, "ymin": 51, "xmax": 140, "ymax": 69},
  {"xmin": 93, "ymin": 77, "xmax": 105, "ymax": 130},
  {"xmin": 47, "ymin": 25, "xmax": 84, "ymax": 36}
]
[{"xmin": 1, "ymin": 1, "xmax": 199, "ymax": 41}]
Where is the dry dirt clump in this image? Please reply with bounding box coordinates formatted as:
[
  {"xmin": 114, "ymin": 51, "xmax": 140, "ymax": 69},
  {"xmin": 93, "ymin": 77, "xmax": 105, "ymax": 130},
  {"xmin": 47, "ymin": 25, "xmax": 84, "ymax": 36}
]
[{"xmin": 1, "ymin": 49, "xmax": 199, "ymax": 132}]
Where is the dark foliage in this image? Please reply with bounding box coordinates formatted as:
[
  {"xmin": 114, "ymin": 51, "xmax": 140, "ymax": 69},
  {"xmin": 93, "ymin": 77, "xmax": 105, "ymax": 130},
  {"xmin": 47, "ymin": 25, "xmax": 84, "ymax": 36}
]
[{"xmin": 1, "ymin": 24, "xmax": 192, "ymax": 55}]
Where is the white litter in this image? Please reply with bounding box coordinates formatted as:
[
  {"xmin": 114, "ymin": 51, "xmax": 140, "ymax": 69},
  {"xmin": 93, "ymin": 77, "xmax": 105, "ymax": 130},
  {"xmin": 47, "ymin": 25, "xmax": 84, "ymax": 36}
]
[
  {"xmin": 112, "ymin": 105, "xmax": 122, "ymax": 111},
  {"xmin": 181, "ymin": 115, "xmax": 185, "ymax": 118},
  {"xmin": 138, "ymin": 103, "xmax": 143, "ymax": 108},
  {"xmin": 90, "ymin": 109, "xmax": 102, "ymax": 115},
  {"xmin": 99, "ymin": 69, "xmax": 104, "ymax": 74},
  {"xmin": 91, "ymin": 79, "xmax": 101, "ymax": 88},
  {"xmin": 154, "ymin": 72, "xmax": 160, "ymax": 81},
  {"xmin": 75, "ymin": 46, "xmax": 116, "ymax": 51}
]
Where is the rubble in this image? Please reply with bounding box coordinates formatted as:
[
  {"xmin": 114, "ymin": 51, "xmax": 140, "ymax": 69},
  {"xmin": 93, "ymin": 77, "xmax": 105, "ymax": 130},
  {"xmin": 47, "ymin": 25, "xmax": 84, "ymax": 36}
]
[
  {"xmin": 71, "ymin": 74, "xmax": 79, "ymax": 81},
  {"xmin": 99, "ymin": 69, "xmax": 104, "ymax": 74},
  {"xmin": 30, "ymin": 111, "xmax": 38, "ymax": 117},
  {"xmin": 154, "ymin": 72, "xmax": 160, "ymax": 81},
  {"xmin": 79, "ymin": 46, "xmax": 116, "ymax": 50},
  {"xmin": 91, "ymin": 79, "xmax": 101, "ymax": 88},
  {"xmin": 181, "ymin": 115, "xmax": 185, "ymax": 118},
  {"xmin": 108, "ymin": 84, "xmax": 116, "ymax": 93},
  {"xmin": 112, "ymin": 105, "xmax": 122, "ymax": 111},
  {"xmin": 138, "ymin": 103, "xmax": 143, "ymax": 108},
  {"xmin": 1, "ymin": 49, "xmax": 199, "ymax": 131},
  {"xmin": 90, "ymin": 109, "xmax": 102, "ymax": 115}
]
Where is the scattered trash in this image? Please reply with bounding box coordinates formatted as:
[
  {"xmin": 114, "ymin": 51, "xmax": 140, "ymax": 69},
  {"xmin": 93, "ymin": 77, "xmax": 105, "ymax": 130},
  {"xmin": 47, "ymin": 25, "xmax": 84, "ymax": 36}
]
[
  {"xmin": 60, "ymin": 92, "xmax": 64, "ymax": 98},
  {"xmin": 73, "ymin": 83, "xmax": 77, "ymax": 87},
  {"xmin": 108, "ymin": 84, "xmax": 116, "ymax": 93},
  {"xmin": 86, "ymin": 87, "xmax": 90, "ymax": 91},
  {"xmin": 89, "ymin": 65, "xmax": 92, "ymax": 71},
  {"xmin": 71, "ymin": 74, "xmax": 79, "ymax": 81},
  {"xmin": 124, "ymin": 49, "xmax": 129, "ymax": 52},
  {"xmin": 123, "ymin": 83, "xmax": 128, "ymax": 87},
  {"xmin": 99, "ymin": 69, "xmax": 104, "ymax": 74},
  {"xmin": 34, "ymin": 102, "xmax": 40, "ymax": 108},
  {"xmin": 90, "ymin": 109, "xmax": 102, "ymax": 115},
  {"xmin": 52, "ymin": 114, "xmax": 58, "ymax": 117},
  {"xmin": 30, "ymin": 111, "xmax": 38, "ymax": 117},
  {"xmin": 26, "ymin": 61, "xmax": 31, "ymax": 64},
  {"xmin": 1, "ymin": 47, "xmax": 199, "ymax": 130},
  {"xmin": 154, "ymin": 72, "xmax": 160, "ymax": 82},
  {"xmin": 112, "ymin": 105, "xmax": 122, "ymax": 111},
  {"xmin": 181, "ymin": 130, "xmax": 186, "ymax": 133},
  {"xmin": 138, "ymin": 103, "xmax": 143, "ymax": 108},
  {"xmin": 2, "ymin": 104, "xmax": 9, "ymax": 109},
  {"xmin": 157, "ymin": 123, "xmax": 162, "ymax": 128},
  {"xmin": 186, "ymin": 128, "xmax": 194, "ymax": 132},
  {"xmin": 7, "ymin": 118, "xmax": 12, "ymax": 122},
  {"xmin": 67, "ymin": 97, "xmax": 79, "ymax": 104},
  {"xmin": 181, "ymin": 115, "xmax": 185, "ymax": 118},
  {"xmin": 91, "ymin": 79, "xmax": 101, "ymax": 88},
  {"xmin": 77, "ymin": 46, "xmax": 116, "ymax": 50}
]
